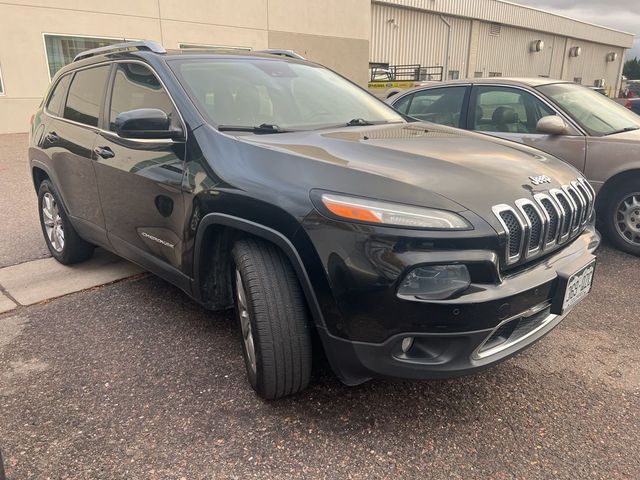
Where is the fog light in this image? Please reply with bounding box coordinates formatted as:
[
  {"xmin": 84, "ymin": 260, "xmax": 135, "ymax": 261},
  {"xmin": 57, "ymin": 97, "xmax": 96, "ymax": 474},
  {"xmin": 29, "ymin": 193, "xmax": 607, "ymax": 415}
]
[
  {"xmin": 398, "ymin": 265, "xmax": 470, "ymax": 300},
  {"xmin": 401, "ymin": 337, "xmax": 414, "ymax": 353}
]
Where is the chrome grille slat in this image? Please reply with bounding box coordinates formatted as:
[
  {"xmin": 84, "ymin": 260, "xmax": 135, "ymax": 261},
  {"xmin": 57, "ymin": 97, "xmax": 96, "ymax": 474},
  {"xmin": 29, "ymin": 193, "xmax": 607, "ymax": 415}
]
[{"xmin": 493, "ymin": 178, "xmax": 594, "ymax": 268}]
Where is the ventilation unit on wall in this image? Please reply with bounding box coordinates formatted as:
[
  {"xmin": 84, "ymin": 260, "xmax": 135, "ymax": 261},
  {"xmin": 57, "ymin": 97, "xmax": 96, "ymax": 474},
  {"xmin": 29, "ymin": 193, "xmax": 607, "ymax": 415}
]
[
  {"xmin": 530, "ymin": 40, "xmax": 545, "ymax": 53},
  {"xmin": 606, "ymin": 52, "xmax": 618, "ymax": 62},
  {"xmin": 594, "ymin": 79, "xmax": 606, "ymax": 87},
  {"xmin": 569, "ymin": 46, "xmax": 582, "ymax": 57},
  {"xmin": 489, "ymin": 23, "xmax": 501, "ymax": 36}
]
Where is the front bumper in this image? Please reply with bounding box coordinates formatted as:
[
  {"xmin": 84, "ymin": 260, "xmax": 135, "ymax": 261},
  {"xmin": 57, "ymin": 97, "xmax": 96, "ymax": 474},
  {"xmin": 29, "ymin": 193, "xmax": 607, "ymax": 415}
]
[{"xmin": 312, "ymin": 225, "xmax": 600, "ymax": 385}]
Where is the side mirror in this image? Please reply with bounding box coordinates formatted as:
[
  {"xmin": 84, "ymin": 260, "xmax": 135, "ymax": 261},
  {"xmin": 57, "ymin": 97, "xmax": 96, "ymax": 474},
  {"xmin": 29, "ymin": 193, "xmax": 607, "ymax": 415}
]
[
  {"xmin": 536, "ymin": 115, "xmax": 568, "ymax": 136},
  {"xmin": 115, "ymin": 108, "xmax": 183, "ymax": 140}
]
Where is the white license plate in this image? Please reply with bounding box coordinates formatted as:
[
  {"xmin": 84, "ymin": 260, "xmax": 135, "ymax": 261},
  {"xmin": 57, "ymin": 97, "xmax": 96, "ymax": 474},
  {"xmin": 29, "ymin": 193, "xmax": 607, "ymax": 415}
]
[{"xmin": 561, "ymin": 261, "xmax": 596, "ymax": 313}]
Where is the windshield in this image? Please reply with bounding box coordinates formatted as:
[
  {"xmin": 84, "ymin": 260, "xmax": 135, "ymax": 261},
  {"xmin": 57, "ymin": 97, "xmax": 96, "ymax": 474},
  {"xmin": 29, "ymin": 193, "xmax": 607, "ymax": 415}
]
[
  {"xmin": 537, "ymin": 83, "xmax": 640, "ymax": 136},
  {"xmin": 169, "ymin": 58, "xmax": 404, "ymax": 131}
]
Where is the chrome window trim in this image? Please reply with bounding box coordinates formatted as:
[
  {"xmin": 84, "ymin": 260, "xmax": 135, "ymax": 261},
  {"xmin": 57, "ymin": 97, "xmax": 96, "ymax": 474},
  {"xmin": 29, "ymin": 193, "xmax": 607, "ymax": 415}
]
[
  {"xmin": 533, "ymin": 192, "xmax": 562, "ymax": 249},
  {"xmin": 42, "ymin": 59, "xmax": 187, "ymax": 145},
  {"xmin": 492, "ymin": 204, "xmax": 526, "ymax": 265},
  {"xmin": 514, "ymin": 198, "xmax": 546, "ymax": 257}
]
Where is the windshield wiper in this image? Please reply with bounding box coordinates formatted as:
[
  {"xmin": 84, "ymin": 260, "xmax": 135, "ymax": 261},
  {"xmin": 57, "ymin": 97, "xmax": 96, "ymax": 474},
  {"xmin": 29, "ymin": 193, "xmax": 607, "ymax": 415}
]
[
  {"xmin": 346, "ymin": 118, "xmax": 375, "ymax": 126},
  {"xmin": 605, "ymin": 126, "xmax": 640, "ymax": 136},
  {"xmin": 218, "ymin": 123, "xmax": 289, "ymax": 134}
]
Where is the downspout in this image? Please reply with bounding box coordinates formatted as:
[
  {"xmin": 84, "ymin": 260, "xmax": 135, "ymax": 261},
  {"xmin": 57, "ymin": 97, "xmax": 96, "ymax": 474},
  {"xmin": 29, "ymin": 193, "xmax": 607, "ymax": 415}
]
[{"xmin": 439, "ymin": 15, "xmax": 451, "ymax": 81}]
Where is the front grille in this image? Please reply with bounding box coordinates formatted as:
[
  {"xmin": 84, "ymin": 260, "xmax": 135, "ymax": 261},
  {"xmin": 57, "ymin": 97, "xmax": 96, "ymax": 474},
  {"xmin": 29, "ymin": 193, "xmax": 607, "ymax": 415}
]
[
  {"xmin": 492, "ymin": 178, "xmax": 595, "ymax": 267},
  {"xmin": 499, "ymin": 210, "xmax": 522, "ymax": 258},
  {"xmin": 476, "ymin": 305, "xmax": 554, "ymax": 358}
]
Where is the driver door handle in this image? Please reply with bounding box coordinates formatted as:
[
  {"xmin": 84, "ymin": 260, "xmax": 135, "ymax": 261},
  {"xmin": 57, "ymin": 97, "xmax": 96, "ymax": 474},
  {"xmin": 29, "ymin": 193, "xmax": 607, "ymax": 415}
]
[{"xmin": 94, "ymin": 146, "xmax": 115, "ymax": 159}]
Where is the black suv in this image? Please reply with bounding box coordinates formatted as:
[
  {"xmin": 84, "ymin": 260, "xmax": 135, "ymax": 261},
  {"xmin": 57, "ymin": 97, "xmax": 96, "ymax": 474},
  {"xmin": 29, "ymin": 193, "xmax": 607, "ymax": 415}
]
[{"xmin": 29, "ymin": 41, "xmax": 599, "ymax": 399}]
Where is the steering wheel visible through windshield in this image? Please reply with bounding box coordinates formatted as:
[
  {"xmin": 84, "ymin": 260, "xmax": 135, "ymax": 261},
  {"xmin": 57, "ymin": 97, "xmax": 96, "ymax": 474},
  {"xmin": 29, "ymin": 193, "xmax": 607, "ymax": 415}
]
[
  {"xmin": 169, "ymin": 57, "xmax": 404, "ymax": 131},
  {"xmin": 537, "ymin": 82, "xmax": 640, "ymax": 136}
]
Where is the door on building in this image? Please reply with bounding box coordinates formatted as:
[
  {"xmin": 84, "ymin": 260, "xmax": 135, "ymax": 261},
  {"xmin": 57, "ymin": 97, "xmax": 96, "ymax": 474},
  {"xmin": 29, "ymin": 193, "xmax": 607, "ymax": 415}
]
[
  {"xmin": 93, "ymin": 61, "xmax": 188, "ymax": 277},
  {"xmin": 467, "ymin": 85, "xmax": 587, "ymax": 172}
]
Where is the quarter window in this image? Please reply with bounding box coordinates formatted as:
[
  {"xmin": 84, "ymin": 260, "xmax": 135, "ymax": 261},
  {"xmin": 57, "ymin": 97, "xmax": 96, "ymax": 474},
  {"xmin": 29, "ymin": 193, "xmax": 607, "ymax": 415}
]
[
  {"xmin": 472, "ymin": 86, "xmax": 555, "ymax": 134},
  {"xmin": 404, "ymin": 87, "xmax": 467, "ymax": 127},
  {"xmin": 108, "ymin": 63, "xmax": 175, "ymax": 131},
  {"xmin": 46, "ymin": 74, "xmax": 71, "ymax": 116},
  {"xmin": 63, "ymin": 65, "xmax": 110, "ymax": 127}
]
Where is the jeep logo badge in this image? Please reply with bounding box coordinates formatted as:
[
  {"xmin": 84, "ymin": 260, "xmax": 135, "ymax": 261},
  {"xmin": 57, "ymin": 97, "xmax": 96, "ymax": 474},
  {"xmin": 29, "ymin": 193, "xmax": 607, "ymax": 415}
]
[{"xmin": 529, "ymin": 174, "xmax": 552, "ymax": 185}]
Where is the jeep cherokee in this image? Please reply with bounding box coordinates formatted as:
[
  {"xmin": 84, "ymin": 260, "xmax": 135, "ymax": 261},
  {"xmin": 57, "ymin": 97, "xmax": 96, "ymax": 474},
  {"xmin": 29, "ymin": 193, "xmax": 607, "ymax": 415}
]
[{"xmin": 29, "ymin": 41, "xmax": 600, "ymax": 399}]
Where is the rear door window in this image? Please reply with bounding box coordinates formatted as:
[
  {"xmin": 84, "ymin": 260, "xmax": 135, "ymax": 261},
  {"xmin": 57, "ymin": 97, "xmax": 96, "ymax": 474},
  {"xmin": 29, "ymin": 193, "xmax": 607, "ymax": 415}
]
[
  {"xmin": 45, "ymin": 74, "xmax": 71, "ymax": 116},
  {"xmin": 63, "ymin": 65, "xmax": 111, "ymax": 127},
  {"xmin": 108, "ymin": 63, "xmax": 176, "ymax": 131},
  {"xmin": 404, "ymin": 87, "xmax": 467, "ymax": 127}
]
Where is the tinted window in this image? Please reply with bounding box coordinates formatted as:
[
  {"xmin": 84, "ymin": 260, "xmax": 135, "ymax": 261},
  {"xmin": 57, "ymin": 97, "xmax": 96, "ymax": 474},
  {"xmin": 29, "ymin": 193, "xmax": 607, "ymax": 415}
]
[
  {"xmin": 64, "ymin": 66, "xmax": 110, "ymax": 127},
  {"xmin": 404, "ymin": 87, "xmax": 467, "ymax": 127},
  {"xmin": 108, "ymin": 63, "xmax": 176, "ymax": 131},
  {"xmin": 46, "ymin": 74, "xmax": 71, "ymax": 115},
  {"xmin": 472, "ymin": 86, "xmax": 555, "ymax": 134}
]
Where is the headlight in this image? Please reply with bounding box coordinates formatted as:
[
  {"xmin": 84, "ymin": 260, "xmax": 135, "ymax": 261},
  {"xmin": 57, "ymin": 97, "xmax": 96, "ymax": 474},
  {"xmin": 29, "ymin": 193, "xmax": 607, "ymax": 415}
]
[
  {"xmin": 397, "ymin": 265, "xmax": 470, "ymax": 300},
  {"xmin": 319, "ymin": 193, "xmax": 471, "ymax": 230}
]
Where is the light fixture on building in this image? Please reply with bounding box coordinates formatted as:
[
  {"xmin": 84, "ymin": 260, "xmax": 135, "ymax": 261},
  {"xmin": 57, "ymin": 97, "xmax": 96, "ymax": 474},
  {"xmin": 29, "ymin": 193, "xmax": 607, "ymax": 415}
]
[
  {"xmin": 569, "ymin": 46, "xmax": 582, "ymax": 57},
  {"xmin": 606, "ymin": 52, "xmax": 618, "ymax": 62},
  {"xmin": 530, "ymin": 40, "xmax": 544, "ymax": 52}
]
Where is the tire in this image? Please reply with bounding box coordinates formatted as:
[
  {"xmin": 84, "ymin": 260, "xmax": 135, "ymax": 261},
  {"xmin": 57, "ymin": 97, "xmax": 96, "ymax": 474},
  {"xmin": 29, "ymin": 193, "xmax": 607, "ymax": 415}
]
[
  {"xmin": 601, "ymin": 178, "xmax": 640, "ymax": 256},
  {"xmin": 37, "ymin": 180, "xmax": 94, "ymax": 264},
  {"xmin": 231, "ymin": 238, "xmax": 312, "ymax": 399}
]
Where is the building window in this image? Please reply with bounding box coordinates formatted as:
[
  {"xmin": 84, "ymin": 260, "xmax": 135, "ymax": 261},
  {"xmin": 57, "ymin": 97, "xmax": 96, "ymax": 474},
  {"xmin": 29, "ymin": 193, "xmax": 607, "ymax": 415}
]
[
  {"xmin": 179, "ymin": 43, "xmax": 251, "ymax": 51},
  {"xmin": 488, "ymin": 72, "xmax": 502, "ymax": 77},
  {"xmin": 573, "ymin": 77, "xmax": 582, "ymax": 84},
  {"xmin": 474, "ymin": 71, "xmax": 483, "ymax": 78},
  {"xmin": 448, "ymin": 70, "xmax": 460, "ymax": 80},
  {"xmin": 0, "ymin": 63, "xmax": 4, "ymax": 95},
  {"xmin": 43, "ymin": 34, "xmax": 130, "ymax": 79}
]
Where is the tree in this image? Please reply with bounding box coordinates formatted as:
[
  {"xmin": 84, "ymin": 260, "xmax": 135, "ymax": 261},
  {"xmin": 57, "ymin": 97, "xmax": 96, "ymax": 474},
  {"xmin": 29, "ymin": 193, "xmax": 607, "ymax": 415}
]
[{"xmin": 623, "ymin": 58, "xmax": 640, "ymax": 80}]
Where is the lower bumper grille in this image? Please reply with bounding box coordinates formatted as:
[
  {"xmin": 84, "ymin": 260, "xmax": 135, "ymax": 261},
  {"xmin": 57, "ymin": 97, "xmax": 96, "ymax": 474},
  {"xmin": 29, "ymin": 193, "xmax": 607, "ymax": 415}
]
[{"xmin": 475, "ymin": 304, "xmax": 555, "ymax": 358}]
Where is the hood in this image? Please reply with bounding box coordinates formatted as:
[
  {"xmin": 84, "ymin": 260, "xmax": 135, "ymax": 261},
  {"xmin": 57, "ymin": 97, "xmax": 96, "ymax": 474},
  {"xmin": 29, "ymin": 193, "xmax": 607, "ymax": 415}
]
[{"xmin": 238, "ymin": 122, "xmax": 582, "ymax": 224}]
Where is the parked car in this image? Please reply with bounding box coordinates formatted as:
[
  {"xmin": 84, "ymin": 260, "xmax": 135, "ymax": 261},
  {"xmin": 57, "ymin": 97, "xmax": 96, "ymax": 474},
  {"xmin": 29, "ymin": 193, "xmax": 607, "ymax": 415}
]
[
  {"xmin": 625, "ymin": 98, "xmax": 640, "ymax": 115},
  {"xmin": 388, "ymin": 78, "xmax": 640, "ymax": 256},
  {"xmin": 30, "ymin": 42, "xmax": 599, "ymax": 399}
]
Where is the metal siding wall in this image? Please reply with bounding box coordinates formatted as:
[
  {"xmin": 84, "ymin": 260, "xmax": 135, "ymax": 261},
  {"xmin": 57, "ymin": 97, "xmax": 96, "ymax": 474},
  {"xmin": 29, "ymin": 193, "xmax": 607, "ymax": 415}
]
[
  {"xmin": 374, "ymin": 0, "xmax": 634, "ymax": 48},
  {"xmin": 474, "ymin": 22, "xmax": 559, "ymax": 78},
  {"xmin": 564, "ymin": 41, "xmax": 625, "ymax": 90},
  {"xmin": 371, "ymin": 4, "xmax": 470, "ymax": 74}
]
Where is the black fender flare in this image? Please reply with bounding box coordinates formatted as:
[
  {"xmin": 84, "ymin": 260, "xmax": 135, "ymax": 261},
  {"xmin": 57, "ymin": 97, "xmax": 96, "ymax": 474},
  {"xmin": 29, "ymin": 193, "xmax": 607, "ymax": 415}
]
[{"xmin": 191, "ymin": 213, "xmax": 326, "ymax": 329}]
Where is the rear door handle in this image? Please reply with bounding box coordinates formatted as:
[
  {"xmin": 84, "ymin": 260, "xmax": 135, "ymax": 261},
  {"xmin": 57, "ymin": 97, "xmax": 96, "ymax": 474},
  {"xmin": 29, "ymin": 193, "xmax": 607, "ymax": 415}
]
[
  {"xmin": 44, "ymin": 131, "xmax": 59, "ymax": 143},
  {"xmin": 94, "ymin": 146, "xmax": 115, "ymax": 159}
]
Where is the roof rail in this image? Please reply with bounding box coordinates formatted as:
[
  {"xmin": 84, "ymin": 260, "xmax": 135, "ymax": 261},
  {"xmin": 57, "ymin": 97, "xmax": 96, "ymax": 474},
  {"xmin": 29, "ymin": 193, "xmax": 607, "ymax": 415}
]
[
  {"xmin": 73, "ymin": 40, "xmax": 166, "ymax": 62},
  {"xmin": 256, "ymin": 49, "xmax": 305, "ymax": 60}
]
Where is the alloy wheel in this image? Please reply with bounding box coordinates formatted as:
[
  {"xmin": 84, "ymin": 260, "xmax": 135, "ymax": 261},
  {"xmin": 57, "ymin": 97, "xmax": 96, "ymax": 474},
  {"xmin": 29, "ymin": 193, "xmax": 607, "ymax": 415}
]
[
  {"xmin": 615, "ymin": 193, "xmax": 640, "ymax": 246},
  {"xmin": 235, "ymin": 269, "xmax": 257, "ymax": 375},
  {"xmin": 42, "ymin": 192, "xmax": 65, "ymax": 252}
]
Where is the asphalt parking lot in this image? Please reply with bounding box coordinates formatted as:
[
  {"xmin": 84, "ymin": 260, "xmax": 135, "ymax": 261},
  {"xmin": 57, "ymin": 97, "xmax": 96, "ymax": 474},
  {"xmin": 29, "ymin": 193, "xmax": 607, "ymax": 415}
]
[{"xmin": 1, "ymin": 133, "xmax": 639, "ymax": 479}]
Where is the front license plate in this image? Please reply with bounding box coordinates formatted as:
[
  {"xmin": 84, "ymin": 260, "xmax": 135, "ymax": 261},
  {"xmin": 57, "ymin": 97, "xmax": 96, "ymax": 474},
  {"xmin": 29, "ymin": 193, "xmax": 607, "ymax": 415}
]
[{"xmin": 553, "ymin": 260, "xmax": 596, "ymax": 315}]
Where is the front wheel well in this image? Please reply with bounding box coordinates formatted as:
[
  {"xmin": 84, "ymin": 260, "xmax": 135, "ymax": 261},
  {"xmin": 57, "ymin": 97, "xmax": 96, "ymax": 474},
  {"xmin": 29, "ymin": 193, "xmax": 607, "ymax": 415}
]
[
  {"xmin": 595, "ymin": 169, "xmax": 640, "ymax": 213},
  {"xmin": 32, "ymin": 167, "xmax": 50, "ymax": 192}
]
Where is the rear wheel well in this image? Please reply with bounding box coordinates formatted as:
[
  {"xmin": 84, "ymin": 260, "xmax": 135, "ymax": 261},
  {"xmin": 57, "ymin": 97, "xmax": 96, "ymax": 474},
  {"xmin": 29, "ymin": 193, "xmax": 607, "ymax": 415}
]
[
  {"xmin": 32, "ymin": 167, "xmax": 50, "ymax": 192},
  {"xmin": 596, "ymin": 169, "xmax": 640, "ymax": 213}
]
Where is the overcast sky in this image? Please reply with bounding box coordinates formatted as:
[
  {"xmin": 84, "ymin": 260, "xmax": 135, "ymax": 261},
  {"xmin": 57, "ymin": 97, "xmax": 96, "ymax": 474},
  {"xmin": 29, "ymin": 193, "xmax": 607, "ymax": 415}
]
[{"xmin": 513, "ymin": 0, "xmax": 640, "ymax": 60}]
